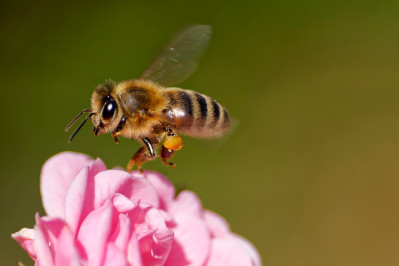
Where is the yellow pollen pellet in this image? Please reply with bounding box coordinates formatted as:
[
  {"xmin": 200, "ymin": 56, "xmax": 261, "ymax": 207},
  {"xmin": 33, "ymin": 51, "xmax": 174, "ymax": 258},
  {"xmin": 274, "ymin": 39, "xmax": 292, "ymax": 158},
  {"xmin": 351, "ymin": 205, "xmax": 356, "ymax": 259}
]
[{"xmin": 164, "ymin": 135, "xmax": 183, "ymax": 151}]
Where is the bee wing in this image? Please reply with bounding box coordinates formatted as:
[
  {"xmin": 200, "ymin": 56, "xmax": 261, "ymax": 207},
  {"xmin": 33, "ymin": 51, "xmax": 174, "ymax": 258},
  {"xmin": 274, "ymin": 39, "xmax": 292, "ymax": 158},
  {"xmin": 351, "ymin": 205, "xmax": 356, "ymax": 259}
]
[{"xmin": 140, "ymin": 25, "xmax": 212, "ymax": 86}]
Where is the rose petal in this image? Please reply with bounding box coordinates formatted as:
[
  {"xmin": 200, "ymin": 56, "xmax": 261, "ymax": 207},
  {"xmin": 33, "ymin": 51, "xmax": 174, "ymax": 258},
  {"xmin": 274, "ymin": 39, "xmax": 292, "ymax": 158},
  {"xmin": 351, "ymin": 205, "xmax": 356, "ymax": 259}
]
[
  {"xmin": 110, "ymin": 213, "xmax": 131, "ymax": 252},
  {"xmin": 206, "ymin": 234, "xmax": 262, "ymax": 266},
  {"xmin": 141, "ymin": 208, "xmax": 174, "ymax": 265},
  {"xmin": 230, "ymin": 234, "xmax": 262, "ymax": 266},
  {"xmin": 123, "ymin": 203, "xmax": 174, "ymax": 265},
  {"xmin": 89, "ymin": 158, "xmax": 107, "ymax": 176},
  {"xmin": 203, "ymin": 210, "xmax": 230, "ymax": 238},
  {"xmin": 165, "ymin": 213, "xmax": 211, "ymax": 266},
  {"xmin": 111, "ymin": 193, "xmax": 136, "ymax": 213},
  {"xmin": 125, "ymin": 203, "xmax": 157, "ymax": 243},
  {"xmin": 158, "ymin": 210, "xmax": 175, "ymax": 226},
  {"xmin": 127, "ymin": 233, "xmax": 143, "ymax": 266},
  {"xmin": 141, "ymin": 170, "xmax": 175, "ymax": 209},
  {"xmin": 64, "ymin": 158, "xmax": 107, "ymax": 233},
  {"xmin": 168, "ymin": 191, "xmax": 202, "ymax": 217},
  {"xmin": 64, "ymin": 166, "xmax": 89, "ymax": 233},
  {"xmin": 103, "ymin": 243, "xmax": 128, "ymax": 266},
  {"xmin": 41, "ymin": 152, "xmax": 93, "ymax": 218},
  {"xmin": 52, "ymin": 223, "xmax": 83, "ymax": 266},
  {"xmin": 77, "ymin": 202, "xmax": 116, "ymax": 266},
  {"xmin": 39, "ymin": 216, "xmax": 86, "ymax": 265},
  {"xmin": 34, "ymin": 214, "xmax": 54, "ymax": 266},
  {"xmin": 93, "ymin": 170, "xmax": 160, "ymax": 209},
  {"xmin": 12, "ymin": 228, "xmax": 36, "ymax": 260}
]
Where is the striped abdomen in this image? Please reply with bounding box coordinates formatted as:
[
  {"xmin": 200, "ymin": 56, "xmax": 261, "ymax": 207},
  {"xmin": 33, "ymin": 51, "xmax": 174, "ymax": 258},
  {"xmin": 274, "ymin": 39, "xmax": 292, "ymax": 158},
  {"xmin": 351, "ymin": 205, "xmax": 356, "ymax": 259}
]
[{"xmin": 162, "ymin": 88, "xmax": 230, "ymax": 138}]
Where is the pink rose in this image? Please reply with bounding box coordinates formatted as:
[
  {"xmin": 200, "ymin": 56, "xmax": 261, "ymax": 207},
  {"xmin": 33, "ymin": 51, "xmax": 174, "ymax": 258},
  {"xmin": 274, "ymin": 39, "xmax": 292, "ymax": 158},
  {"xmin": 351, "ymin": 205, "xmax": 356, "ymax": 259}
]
[{"xmin": 12, "ymin": 152, "xmax": 261, "ymax": 266}]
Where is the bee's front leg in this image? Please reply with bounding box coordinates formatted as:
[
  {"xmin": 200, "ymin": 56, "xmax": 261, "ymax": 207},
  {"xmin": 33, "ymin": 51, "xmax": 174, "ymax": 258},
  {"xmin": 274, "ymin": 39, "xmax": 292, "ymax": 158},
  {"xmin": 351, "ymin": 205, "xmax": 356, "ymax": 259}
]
[
  {"xmin": 112, "ymin": 134, "xmax": 120, "ymax": 144},
  {"xmin": 112, "ymin": 115, "xmax": 127, "ymax": 144},
  {"xmin": 127, "ymin": 137, "xmax": 158, "ymax": 172}
]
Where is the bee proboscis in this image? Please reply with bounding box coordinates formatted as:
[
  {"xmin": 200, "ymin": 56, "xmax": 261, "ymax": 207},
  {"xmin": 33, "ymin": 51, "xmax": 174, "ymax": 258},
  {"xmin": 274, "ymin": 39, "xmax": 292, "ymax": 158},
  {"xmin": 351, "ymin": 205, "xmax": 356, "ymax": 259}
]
[{"xmin": 66, "ymin": 25, "xmax": 230, "ymax": 170}]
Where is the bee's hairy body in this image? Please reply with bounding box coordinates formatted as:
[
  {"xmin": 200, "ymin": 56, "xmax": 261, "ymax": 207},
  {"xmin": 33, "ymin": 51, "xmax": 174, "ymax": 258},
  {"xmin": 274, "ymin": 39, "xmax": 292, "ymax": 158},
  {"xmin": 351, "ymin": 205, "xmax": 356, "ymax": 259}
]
[
  {"xmin": 66, "ymin": 25, "xmax": 231, "ymax": 170},
  {"xmin": 91, "ymin": 79, "xmax": 230, "ymax": 140},
  {"xmin": 163, "ymin": 87, "xmax": 230, "ymax": 138}
]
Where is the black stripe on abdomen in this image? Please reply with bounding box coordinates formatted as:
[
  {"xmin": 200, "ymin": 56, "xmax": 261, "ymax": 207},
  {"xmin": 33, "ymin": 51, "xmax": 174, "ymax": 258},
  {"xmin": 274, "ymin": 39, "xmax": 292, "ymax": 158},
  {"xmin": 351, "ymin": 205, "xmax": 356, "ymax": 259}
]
[
  {"xmin": 174, "ymin": 90, "xmax": 193, "ymax": 129},
  {"xmin": 222, "ymin": 108, "xmax": 230, "ymax": 129},
  {"xmin": 210, "ymin": 100, "xmax": 220, "ymax": 128},
  {"xmin": 179, "ymin": 91, "xmax": 193, "ymax": 116},
  {"xmin": 196, "ymin": 93, "xmax": 207, "ymax": 118}
]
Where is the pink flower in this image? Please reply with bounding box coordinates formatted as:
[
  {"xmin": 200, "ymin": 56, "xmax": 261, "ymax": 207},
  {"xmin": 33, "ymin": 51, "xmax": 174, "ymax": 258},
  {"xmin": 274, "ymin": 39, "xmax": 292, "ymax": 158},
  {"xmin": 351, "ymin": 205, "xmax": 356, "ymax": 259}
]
[{"xmin": 12, "ymin": 152, "xmax": 261, "ymax": 266}]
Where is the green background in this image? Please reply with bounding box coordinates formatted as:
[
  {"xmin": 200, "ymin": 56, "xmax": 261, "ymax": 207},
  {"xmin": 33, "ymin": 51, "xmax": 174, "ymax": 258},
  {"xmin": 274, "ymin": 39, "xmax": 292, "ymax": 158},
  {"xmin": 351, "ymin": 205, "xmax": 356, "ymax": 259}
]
[{"xmin": 2, "ymin": 0, "xmax": 399, "ymax": 265}]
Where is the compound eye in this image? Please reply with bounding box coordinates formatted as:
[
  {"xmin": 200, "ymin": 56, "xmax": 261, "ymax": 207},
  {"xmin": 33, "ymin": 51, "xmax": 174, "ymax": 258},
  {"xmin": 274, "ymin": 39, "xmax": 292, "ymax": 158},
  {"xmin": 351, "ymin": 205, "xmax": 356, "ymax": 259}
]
[{"xmin": 102, "ymin": 99, "xmax": 117, "ymax": 120}]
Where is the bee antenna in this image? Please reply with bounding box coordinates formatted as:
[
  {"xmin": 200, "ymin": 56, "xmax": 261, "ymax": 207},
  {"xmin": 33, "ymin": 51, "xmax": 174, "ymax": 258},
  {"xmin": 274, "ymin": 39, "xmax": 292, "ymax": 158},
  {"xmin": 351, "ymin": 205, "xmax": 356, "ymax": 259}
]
[
  {"xmin": 68, "ymin": 113, "xmax": 95, "ymax": 143},
  {"xmin": 65, "ymin": 109, "xmax": 92, "ymax": 132}
]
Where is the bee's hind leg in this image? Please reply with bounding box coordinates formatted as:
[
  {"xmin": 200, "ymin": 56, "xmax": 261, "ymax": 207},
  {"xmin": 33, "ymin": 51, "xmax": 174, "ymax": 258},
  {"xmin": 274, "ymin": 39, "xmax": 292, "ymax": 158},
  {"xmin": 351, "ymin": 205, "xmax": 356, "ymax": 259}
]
[
  {"xmin": 127, "ymin": 137, "xmax": 158, "ymax": 172},
  {"xmin": 161, "ymin": 146, "xmax": 176, "ymax": 167},
  {"xmin": 161, "ymin": 131, "xmax": 183, "ymax": 167}
]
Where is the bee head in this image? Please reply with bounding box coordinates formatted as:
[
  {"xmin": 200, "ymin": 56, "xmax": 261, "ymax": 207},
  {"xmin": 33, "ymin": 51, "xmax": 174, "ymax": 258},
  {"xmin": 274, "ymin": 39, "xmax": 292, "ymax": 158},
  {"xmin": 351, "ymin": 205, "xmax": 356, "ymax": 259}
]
[{"xmin": 90, "ymin": 82, "xmax": 123, "ymax": 136}]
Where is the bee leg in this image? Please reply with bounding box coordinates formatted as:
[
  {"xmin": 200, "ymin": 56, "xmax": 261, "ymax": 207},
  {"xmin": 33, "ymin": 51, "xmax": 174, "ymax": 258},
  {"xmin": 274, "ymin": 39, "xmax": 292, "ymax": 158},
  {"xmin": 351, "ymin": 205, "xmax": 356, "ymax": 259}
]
[
  {"xmin": 126, "ymin": 137, "xmax": 157, "ymax": 172},
  {"xmin": 160, "ymin": 145, "xmax": 176, "ymax": 167},
  {"xmin": 161, "ymin": 131, "xmax": 183, "ymax": 167},
  {"xmin": 112, "ymin": 131, "xmax": 121, "ymax": 144},
  {"xmin": 127, "ymin": 147, "xmax": 146, "ymax": 172},
  {"xmin": 141, "ymin": 137, "xmax": 156, "ymax": 157}
]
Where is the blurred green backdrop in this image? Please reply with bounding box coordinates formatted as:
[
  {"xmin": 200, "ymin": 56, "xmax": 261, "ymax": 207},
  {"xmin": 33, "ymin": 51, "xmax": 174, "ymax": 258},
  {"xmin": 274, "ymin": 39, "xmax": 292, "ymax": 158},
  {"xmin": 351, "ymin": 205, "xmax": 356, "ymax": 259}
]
[{"xmin": 2, "ymin": 0, "xmax": 399, "ymax": 265}]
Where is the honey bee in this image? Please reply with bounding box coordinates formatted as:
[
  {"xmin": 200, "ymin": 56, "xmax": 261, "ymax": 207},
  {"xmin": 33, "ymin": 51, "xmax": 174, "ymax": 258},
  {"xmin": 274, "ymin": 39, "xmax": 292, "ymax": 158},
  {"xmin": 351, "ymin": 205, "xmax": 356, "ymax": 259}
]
[{"xmin": 65, "ymin": 25, "xmax": 230, "ymax": 170}]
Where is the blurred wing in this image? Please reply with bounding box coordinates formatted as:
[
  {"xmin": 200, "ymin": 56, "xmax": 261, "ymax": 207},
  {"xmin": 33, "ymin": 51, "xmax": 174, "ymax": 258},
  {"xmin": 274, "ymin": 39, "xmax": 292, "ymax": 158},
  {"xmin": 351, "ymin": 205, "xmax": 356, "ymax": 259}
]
[{"xmin": 140, "ymin": 25, "xmax": 212, "ymax": 86}]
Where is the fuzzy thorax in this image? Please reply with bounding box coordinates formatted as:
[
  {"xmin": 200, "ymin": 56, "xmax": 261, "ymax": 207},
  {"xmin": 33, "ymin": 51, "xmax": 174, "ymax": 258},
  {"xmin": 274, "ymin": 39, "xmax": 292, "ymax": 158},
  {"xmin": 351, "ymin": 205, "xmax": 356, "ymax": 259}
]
[{"xmin": 90, "ymin": 79, "xmax": 167, "ymax": 139}]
